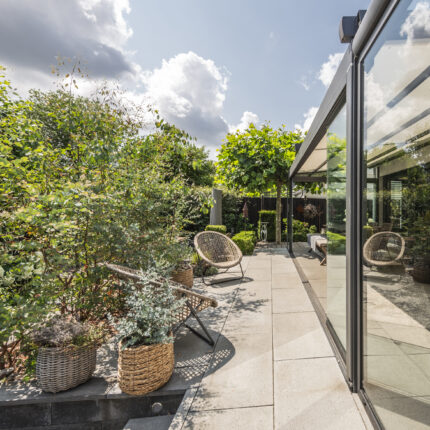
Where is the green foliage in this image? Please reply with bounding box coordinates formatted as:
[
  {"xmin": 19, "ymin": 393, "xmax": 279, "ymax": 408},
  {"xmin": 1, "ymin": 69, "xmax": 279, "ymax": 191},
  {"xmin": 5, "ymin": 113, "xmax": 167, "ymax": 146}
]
[
  {"xmin": 216, "ymin": 123, "xmax": 303, "ymax": 243},
  {"xmin": 190, "ymin": 252, "xmax": 218, "ymax": 277},
  {"xmin": 284, "ymin": 219, "xmax": 311, "ymax": 242},
  {"xmin": 327, "ymin": 231, "xmax": 346, "ymax": 255},
  {"xmin": 309, "ymin": 225, "xmax": 318, "ymax": 234},
  {"xmin": 0, "ymin": 67, "xmax": 209, "ymax": 375},
  {"xmin": 205, "ymin": 225, "xmax": 227, "ymax": 234},
  {"xmin": 112, "ymin": 271, "xmax": 184, "ymax": 348},
  {"xmin": 258, "ymin": 210, "xmax": 277, "ymax": 242},
  {"xmin": 232, "ymin": 231, "xmax": 256, "ymax": 255},
  {"xmin": 216, "ymin": 124, "xmax": 301, "ymax": 193},
  {"xmin": 149, "ymin": 117, "xmax": 215, "ymax": 187}
]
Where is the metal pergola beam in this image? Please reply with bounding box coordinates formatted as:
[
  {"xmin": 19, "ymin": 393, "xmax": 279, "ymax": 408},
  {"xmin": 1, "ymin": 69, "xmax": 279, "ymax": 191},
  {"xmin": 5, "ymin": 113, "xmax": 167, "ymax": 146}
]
[{"xmin": 289, "ymin": 47, "xmax": 351, "ymax": 180}]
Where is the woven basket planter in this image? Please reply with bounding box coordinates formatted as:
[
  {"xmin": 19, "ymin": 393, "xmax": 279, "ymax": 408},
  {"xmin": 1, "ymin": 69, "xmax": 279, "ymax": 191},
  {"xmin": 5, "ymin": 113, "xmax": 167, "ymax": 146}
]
[
  {"xmin": 171, "ymin": 263, "xmax": 193, "ymax": 289},
  {"xmin": 118, "ymin": 340, "xmax": 174, "ymax": 396},
  {"xmin": 36, "ymin": 343, "xmax": 97, "ymax": 393}
]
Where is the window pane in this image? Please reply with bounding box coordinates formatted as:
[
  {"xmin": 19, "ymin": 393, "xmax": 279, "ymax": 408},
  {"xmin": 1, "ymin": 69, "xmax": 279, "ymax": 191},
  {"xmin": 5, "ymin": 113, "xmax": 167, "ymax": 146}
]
[{"xmin": 362, "ymin": 1, "xmax": 430, "ymax": 428}]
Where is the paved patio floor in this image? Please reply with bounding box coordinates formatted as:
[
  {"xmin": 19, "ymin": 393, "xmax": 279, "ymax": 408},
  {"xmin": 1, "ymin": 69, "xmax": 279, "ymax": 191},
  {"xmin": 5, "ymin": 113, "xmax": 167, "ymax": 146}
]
[{"xmin": 173, "ymin": 246, "xmax": 373, "ymax": 430}]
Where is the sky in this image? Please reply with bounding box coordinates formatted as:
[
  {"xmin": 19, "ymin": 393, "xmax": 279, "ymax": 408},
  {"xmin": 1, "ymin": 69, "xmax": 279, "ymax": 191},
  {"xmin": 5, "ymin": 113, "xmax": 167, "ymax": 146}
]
[{"xmin": 0, "ymin": 0, "xmax": 370, "ymax": 158}]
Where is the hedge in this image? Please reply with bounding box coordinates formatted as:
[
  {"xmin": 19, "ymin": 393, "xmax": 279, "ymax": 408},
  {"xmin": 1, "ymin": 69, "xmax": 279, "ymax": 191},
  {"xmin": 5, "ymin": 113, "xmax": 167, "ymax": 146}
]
[
  {"xmin": 327, "ymin": 231, "xmax": 346, "ymax": 255},
  {"xmin": 232, "ymin": 231, "xmax": 256, "ymax": 255},
  {"xmin": 284, "ymin": 219, "xmax": 312, "ymax": 242},
  {"xmin": 205, "ymin": 225, "xmax": 227, "ymax": 234},
  {"xmin": 258, "ymin": 210, "xmax": 276, "ymax": 242}
]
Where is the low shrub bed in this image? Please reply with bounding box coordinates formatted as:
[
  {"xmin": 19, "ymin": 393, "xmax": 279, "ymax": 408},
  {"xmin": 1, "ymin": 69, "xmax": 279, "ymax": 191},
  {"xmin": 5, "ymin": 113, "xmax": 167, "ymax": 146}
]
[
  {"xmin": 232, "ymin": 231, "xmax": 256, "ymax": 255},
  {"xmin": 284, "ymin": 219, "xmax": 318, "ymax": 242},
  {"xmin": 205, "ymin": 225, "xmax": 227, "ymax": 234}
]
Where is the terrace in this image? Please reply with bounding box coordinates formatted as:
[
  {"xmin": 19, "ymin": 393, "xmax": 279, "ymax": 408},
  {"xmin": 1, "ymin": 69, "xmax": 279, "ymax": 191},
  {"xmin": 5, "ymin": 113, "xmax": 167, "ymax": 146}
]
[{"xmin": 1, "ymin": 246, "xmax": 372, "ymax": 429}]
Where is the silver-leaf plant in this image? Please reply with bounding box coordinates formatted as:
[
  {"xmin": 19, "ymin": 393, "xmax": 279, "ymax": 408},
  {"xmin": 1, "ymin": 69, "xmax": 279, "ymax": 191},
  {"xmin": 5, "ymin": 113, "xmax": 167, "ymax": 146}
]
[{"xmin": 111, "ymin": 269, "xmax": 185, "ymax": 349}]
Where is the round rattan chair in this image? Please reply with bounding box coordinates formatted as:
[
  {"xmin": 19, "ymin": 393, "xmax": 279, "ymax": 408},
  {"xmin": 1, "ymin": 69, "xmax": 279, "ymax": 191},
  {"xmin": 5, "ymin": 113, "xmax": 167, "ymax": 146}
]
[
  {"xmin": 194, "ymin": 231, "xmax": 244, "ymax": 285},
  {"xmin": 363, "ymin": 231, "xmax": 405, "ymax": 267}
]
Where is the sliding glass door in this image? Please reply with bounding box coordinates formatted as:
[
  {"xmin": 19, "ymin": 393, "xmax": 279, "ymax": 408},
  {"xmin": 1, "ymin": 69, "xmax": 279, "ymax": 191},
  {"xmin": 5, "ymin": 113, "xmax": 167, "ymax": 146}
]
[{"xmin": 361, "ymin": 1, "xmax": 430, "ymax": 428}]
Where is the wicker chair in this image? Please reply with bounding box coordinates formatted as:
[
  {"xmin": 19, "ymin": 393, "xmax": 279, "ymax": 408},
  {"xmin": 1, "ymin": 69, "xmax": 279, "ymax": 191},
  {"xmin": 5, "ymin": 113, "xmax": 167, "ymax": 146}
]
[
  {"xmin": 102, "ymin": 263, "xmax": 218, "ymax": 346},
  {"xmin": 194, "ymin": 231, "xmax": 244, "ymax": 285},
  {"xmin": 363, "ymin": 232, "xmax": 405, "ymax": 268}
]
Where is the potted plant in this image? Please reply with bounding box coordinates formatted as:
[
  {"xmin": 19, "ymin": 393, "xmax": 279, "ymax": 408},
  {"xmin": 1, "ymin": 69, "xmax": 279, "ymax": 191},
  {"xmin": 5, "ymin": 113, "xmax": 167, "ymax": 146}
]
[
  {"xmin": 112, "ymin": 271, "xmax": 183, "ymax": 395},
  {"xmin": 31, "ymin": 316, "xmax": 102, "ymax": 393},
  {"xmin": 165, "ymin": 241, "xmax": 194, "ymax": 289}
]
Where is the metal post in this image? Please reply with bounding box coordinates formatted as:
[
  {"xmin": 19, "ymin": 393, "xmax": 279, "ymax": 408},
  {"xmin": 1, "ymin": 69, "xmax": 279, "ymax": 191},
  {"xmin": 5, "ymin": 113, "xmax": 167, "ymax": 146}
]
[{"xmin": 288, "ymin": 179, "xmax": 293, "ymax": 253}]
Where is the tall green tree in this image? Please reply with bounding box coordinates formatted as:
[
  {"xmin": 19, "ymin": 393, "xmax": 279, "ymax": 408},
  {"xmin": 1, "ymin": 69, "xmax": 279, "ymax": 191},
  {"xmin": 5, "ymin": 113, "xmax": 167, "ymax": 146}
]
[{"xmin": 216, "ymin": 123, "xmax": 303, "ymax": 243}]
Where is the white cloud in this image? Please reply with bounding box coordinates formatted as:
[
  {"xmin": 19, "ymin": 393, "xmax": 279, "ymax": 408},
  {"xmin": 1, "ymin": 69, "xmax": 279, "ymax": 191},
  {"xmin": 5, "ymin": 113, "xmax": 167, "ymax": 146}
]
[
  {"xmin": 318, "ymin": 52, "xmax": 344, "ymax": 88},
  {"xmin": 269, "ymin": 31, "xmax": 276, "ymax": 40},
  {"xmin": 229, "ymin": 111, "xmax": 259, "ymax": 133},
  {"xmin": 400, "ymin": 1, "xmax": 430, "ymax": 40},
  {"xmin": 0, "ymin": 2, "xmax": 257, "ymax": 158},
  {"xmin": 0, "ymin": 0, "xmax": 135, "ymax": 80},
  {"xmin": 295, "ymin": 106, "xmax": 318, "ymax": 132}
]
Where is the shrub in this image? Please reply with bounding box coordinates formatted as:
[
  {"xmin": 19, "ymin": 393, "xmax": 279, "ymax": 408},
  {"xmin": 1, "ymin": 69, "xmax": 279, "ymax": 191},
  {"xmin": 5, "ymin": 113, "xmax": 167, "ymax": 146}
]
[
  {"xmin": 205, "ymin": 225, "xmax": 227, "ymax": 234},
  {"xmin": 190, "ymin": 252, "xmax": 218, "ymax": 277},
  {"xmin": 258, "ymin": 210, "xmax": 276, "ymax": 242},
  {"xmin": 232, "ymin": 231, "xmax": 256, "ymax": 255},
  {"xmin": 309, "ymin": 225, "xmax": 318, "ymax": 234},
  {"xmin": 327, "ymin": 232, "xmax": 346, "ymax": 255},
  {"xmin": 284, "ymin": 219, "xmax": 310, "ymax": 242}
]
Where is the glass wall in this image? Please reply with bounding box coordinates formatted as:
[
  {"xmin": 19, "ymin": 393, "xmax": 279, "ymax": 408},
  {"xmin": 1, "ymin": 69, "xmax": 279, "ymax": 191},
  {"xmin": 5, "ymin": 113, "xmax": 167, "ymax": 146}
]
[
  {"xmin": 326, "ymin": 105, "xmax": 347, "ymax": 349},
  {"xmin": 362, "ymin": 1, "xmax": 430, "ymax": 428}
]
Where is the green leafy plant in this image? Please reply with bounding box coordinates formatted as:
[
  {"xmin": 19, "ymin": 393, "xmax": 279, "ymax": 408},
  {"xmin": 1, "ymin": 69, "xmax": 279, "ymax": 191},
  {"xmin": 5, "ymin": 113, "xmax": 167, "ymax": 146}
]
[
  {"xmin": 112, "ymin": 271, "xmax": 184, "ymax": 348},
  {"xmin": 284, "ymin": 219, "xmax": 311, "ymax": 242},
  {"xmin": 205, "ymin": 225, "xmax": 227, "ymax": 234},
  {"xmin": 232, "ymin": 231, "xmax": 256, "ymax": 255},
  {"xmin": 217, "ymin": 124, "xmax": 303, "ymax": 243}
]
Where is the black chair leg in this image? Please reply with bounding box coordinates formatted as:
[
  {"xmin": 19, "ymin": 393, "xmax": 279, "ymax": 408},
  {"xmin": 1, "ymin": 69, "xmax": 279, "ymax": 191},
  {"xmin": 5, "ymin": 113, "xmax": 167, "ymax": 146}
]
[{"xmin": 185, "ymin": 302, "xmax": 215, "ymax": 346}]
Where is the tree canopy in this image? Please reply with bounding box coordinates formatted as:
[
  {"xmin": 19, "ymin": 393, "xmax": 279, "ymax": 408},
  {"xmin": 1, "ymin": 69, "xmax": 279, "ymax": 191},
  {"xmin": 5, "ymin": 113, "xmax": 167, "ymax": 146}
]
[{"xmin": 216, "ymin": 123, "xmax": 303, "ymax": 243}]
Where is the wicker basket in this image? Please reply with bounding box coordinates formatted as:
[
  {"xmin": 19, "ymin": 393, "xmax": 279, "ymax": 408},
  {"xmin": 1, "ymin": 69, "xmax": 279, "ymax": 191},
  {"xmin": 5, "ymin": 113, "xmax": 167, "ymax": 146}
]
[
  {"xmin": 118, "ymin": 340, "xmax": 174, "ymax": 396},
  {"xmin": 36, "ymin": 343, "xmax": 97, "ymax": 393},
  {"xmin": 171, "ymin": 263, "xmax": 193, "ymax": 289}
]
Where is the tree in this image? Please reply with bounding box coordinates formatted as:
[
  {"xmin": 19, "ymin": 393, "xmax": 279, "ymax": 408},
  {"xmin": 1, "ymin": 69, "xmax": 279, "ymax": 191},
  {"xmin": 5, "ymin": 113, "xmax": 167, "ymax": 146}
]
[{"xmin": 216, "ymin": 123, "xmax": 303, "ymax": 244}]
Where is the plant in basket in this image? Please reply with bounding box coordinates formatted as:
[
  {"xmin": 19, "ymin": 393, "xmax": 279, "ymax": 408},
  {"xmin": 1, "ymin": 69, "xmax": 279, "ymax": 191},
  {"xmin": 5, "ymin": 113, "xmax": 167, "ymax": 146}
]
[
  {"xmin": 161, "ymin": 240, "xmax": 194, "ymax": 289},
  {"xmin": 111, "ymin": 270, "xmax": 185, "ymax": 395},
  {"xmin": 31, "ymin": 316, "xmax": 104, "ymax": 393}
]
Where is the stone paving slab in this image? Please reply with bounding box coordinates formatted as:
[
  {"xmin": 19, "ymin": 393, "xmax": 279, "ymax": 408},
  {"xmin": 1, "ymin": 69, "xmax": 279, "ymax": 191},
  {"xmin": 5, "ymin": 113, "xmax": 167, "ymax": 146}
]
[
  {"xmin": 274, "ymin": 357, "xmax": 367, "ymax": 430},
  {"xmin": 272, "ymin": 288, "xmax": 314, "ymax": 313},
  {"xmin": 190, "ymin": 332, "xmax": 273, "ymax": 411},
  {"xmin": 183, "ymin": 406, "xmax": 274, "ymax": 430},
  {"xmin": 273, "ymin": 312, "xmax": 333, "ymax": 361}
]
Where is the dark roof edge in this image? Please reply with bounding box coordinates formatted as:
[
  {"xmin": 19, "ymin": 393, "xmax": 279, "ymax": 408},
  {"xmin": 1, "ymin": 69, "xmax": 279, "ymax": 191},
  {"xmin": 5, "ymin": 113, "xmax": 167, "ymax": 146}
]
[
  {"xmin": 289, "ymin": 46, "xmax": 352, "ymax": 180},
  {"xmin": 352, "ymin": 0, "xmax": 393, "ymax": 56}
]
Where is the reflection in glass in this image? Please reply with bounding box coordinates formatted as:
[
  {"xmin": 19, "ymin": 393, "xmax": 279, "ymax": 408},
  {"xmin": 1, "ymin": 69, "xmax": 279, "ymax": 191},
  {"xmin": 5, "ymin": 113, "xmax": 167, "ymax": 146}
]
[
  {"xmin": 362, "ymin": 1, "xmax": 430, "ymax": 428},
  {"xmin": 327, "ymin": 106, "xmax": 347, "ymax": 348}
]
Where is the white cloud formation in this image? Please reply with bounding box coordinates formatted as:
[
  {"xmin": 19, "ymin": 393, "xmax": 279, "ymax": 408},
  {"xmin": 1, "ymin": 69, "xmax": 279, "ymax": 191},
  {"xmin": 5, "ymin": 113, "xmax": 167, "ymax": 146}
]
[
  {"xmin": 0, "ymin": 0, "xmax": 135, "ymax": 79},
  {"xmin": 400, "ymin": 1, "xmax": 430, "ymax": 40},
  {"xmin": 0, "ymin": 2, "xmax": 258, "ymax": 158},
  {"xmin": 141, "ymin": 51, "xmax": 258, "ymax": 157},
  {"xmin": 318, "ymin": 52, "xmax": 344, "ymax": 88},
  {"xmin": 229, "ymin": 111, "xmax": 259, "ymax": 133},
  {"xmin": 295, "ymin": 106, "xmax": 318, "ymax": 132}
]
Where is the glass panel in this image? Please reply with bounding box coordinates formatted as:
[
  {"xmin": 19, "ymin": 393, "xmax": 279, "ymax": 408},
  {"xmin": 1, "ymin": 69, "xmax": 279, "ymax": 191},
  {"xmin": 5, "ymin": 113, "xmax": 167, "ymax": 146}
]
[
  {"xmin": 362, "ymin": 1, "xmax": 430, "ymax": 428},
  {"xmin": 327, "ymin": 105, "xmax": 347, "ymax": 348}
]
